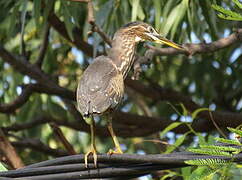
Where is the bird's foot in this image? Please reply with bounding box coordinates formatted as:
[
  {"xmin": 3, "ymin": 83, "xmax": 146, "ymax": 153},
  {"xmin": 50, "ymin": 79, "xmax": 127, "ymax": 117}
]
[
  {"xmin": 107, "ymin": 147, "xmax": 123, "ymax": 155},
  {"xmin": 84, "ymin": 146, "xmax": 98, "ymax": 168}
]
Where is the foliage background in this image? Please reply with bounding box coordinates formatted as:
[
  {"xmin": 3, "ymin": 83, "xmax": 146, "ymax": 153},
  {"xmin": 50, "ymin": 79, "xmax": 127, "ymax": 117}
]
[{"xmin": 0, "ymin": 0, "xmax": 241, "ymax": 179}]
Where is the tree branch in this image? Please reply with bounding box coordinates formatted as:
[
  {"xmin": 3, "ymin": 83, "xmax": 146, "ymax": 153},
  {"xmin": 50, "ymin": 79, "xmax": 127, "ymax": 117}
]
[
  {"xmin": 35, "ymin": 23, "xmax": 50, "ymax": 67},
  {"xmin": 2, "ymin": 108, "xmax": 241, "ymax": 139},
  {"xmin": 12, "ymin": 138, "xmax": 69, "ymax": 157},
  {"xmin": 69, "ymin": 0, "xmax": 112, "ymax": 46},
  {"xmin": 0, "ymin": 85, "xmax": 34, "ymax": 113},
  {"xmin": 47, "ymin": 13, "xmax": 95, "ymax": 57},
  {"xmin": 132, "ymin": 29, "xmax": 242, "ymax": 79},
  {"xmin": 0, "ymin": 129, "xmax": 24, "ymax": 169},
  {"xmin": 49, "ymin": 123, "xmax": 77, "ymax": 155},
  {"xmin": 125, "ymin": 78, "xmax": 242, "ymax": 129},
  {"xmin": 0, "ymin": 45, "xmax": 53, "ymax": 85},
  {"xmin": 1, "ymin": 27, "xmax": 242, "ymax": 138},
  {"xmin": 144, "ymin": 28, "xmax": 242, "ymax": 58}
]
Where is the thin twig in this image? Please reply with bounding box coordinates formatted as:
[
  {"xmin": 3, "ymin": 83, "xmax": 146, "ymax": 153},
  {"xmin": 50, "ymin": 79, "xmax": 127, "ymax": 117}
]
[
  {"xmin": 208, "ymin": 111, "xmax": 227, "ymax": 138},
  {"xmin": 49, "ymin": 122, "xmax": 77, "ymax": 155},
  {"xmin": 69, "ymin": 0, "xmax": 112, "ymax": 46},
  {"xmin": 87, "ymin": 0, "xmax": 112, "ymax": 46},
  {"xmin": 35, "ymin": 23, "xmax": 50, "ymax": 67},
  {"xmin": 126, "ymin": 87, "xmax": 152, "ymax": 117},
  {"xmin": 90, "ymin": 22, "xmax": 112, "ymax": 46},
  {"xmin": 20, "ymin": 1, "xmax": 27, "ymax": 57}
]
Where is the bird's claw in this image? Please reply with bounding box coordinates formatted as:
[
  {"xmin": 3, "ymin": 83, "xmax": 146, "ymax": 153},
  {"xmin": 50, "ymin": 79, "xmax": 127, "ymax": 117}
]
[
  {"xmin": 107, "ymin": 148, "xmax": 123, "ymax": 155},
  {"xmin": 84, "ymin": 146, "xmax": 98, "ymax": 168}
]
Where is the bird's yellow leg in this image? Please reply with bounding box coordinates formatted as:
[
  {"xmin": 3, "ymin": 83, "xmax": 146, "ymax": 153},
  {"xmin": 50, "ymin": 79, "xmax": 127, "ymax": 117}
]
[
  {"xmin": 107, "ymin": 117, "xmax": 123, "ymax": 155},
  {"xmin": 84, "ymin": 117, "xmax": 98, "ymax": 168}
]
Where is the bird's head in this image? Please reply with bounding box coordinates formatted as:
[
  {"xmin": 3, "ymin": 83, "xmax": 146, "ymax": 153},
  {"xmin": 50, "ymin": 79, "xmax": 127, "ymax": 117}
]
[{"xmin": 120, "ymin": 21, "xmax": 184, "ymax": 50}]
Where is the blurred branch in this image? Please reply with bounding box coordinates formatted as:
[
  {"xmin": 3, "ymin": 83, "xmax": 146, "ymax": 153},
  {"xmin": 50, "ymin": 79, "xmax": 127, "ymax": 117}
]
[
  {"xmin": 125, "ymin": 78, "xmax": 242, "ymax": 130},
  {"xmin": 0, "ymin": 129, "xmax": 24, "ymax": 169},
  {"xmin": 12, "ymin": 138, "xmax": 68, "ymax": 157},
  {"xmin": 0, "ymin": 44, "xmax": 55, "ymax": 85},
  {"xmin": 0, "ymin": 85, "xmax": 34, "ymax": 113},
  {"xmin": 2, "ymin": 109, "xmax": 241, "ymax": 138},
  {"xmin": 126, "ymin": 87, "xmax": 153, "ymax": 117},
  {"xmin": 47, "ymin": 12, "xmax": 95, "ymax": 57},
  {"xmin": 22, "ymin": 83, "xmax": 75, "ymax": 101},
  {"xmin": 1, "ymin": 34, "xmax": 242, "ymax": 138},
  {"xmin": 35, "ymin": 23, "xmax": 50, "ymax": 67},
  {"xmin": 49, "ymin": 123, "xmax": 77, "ymax": 155},
  {"xmin": 0, "ymin": 44, "xmax": 75, "ymax": 99}
]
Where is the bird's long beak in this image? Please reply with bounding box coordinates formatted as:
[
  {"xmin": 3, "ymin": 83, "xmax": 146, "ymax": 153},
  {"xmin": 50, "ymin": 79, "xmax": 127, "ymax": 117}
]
[
  {"xmin": 155, "ymin": 35, "xmax": 185, "ymax": 50},
  {"xmin": 148, "ymin": 33, "xmax": 185, "ymax": 51}
]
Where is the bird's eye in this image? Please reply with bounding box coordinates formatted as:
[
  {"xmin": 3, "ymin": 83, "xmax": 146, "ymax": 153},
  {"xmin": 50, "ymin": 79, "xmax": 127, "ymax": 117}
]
[{"xmin": 148, "ymin": 26, "xmax": 154, "ymax": 33}]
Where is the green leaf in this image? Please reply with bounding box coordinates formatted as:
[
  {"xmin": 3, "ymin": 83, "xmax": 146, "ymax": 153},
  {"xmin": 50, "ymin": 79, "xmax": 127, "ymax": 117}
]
[
  {"xmin": 62, "ymin": 1, "xmax": 75, "ymax": 41},
  {"xmin": 33, "ymin": 0, "xmax": 41, "ymax": 28},
  {"xmin": 212, "ymin": 4, "xmax": 242, "ymax": 21},
  {"xmin": 180, "ymin": 103, "xmax": 188, "ymax": 116},
  {"xmin": 188, "ymin": 148, "xmax": 233, "ymax": 157},
  {"xmin": 232, "ymin": 0, "xmax": 242, "ymax": 9},
  {"xmin": 131, "ymin": 0, "xmax": 140, "ymax": 21},
  {"xmin": 181, "ymin": 166, "xmax": 191, "ymax": 179},
  {"xmin": 83, "ymin": 116, "xmax": 92, "ymax": 125},
  {"xmin": 17, "ymin": 95, "xmax": 42, "ymax": 123},
  {"xmin": 200, "ymin": 145, "xmax": 239, "ymax": 152},
  {"xmin": 160, "ymin": 0, "xmax": 188, "ymax": 38},
  {"xmin": 160, "ymin": 172, "xmax": 177, "ymax": 180},
  {"xmin": 191, "ymin": 108, "xmax": 210, "ymax": 119},
  {"xmin": 153, "ymin": 0, "xmax": 161, "ymax": 30},
  {"xmin": 189, "ymin": 166, "xmax": 218, "ymax": 180},
  {"xmin": 170, "ymin": 0, "xmax": 189, "ymax": 39},
  {"xmin": 0, "ymin": 163, "xmax": 7, "ymax": 171},
  {"xmin": 199, "ymin": 1, "xmax": 218, "ymax": 40},
  {"xmin": 137, "ymin": 3, "xmax": 145, "ymax": 20},
  {"xmin": 215, "ymin": 137, "xmax": 241, "ymax": 146},
  {"xmin": 20, "ymin": 0, "xmax": 28, "ymax": 53},
  {"xmin": 160, "ymin": 3, "xmax": 180, "ymax": 36},
  {"xmin": 7, "ymin": 2, "xmax": 20, "ymax": 38},
  {"xmin": 159, "ymin": 0, "xmax": 177, "ymax": 32},
  {"xmin": 217, "ymin": 13, "xmax": 242, "ymax": 21},
  {"xmin": 227, "ymin": 127, "xmax": 242, "ymax": 137},
  {"xmin": 160, "ymin": 122, "xmax": 183, "ymax": 138},
  {"xmin": 165, "ymin": 132, "xmax": 190, "ymax": 154},
  {"xmin": 185, "ymin": 158, "xmax": 228, "ymax": 165},
  {"xmin": 47, "ymin": 98, "xmax": 67, "ymax": 120}
]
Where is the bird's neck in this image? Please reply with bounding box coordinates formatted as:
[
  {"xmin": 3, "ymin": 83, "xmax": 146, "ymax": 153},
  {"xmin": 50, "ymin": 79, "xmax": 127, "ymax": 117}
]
[{"xmin": 108, "ymin": 33, "xmax": 137, "ymax": 79}]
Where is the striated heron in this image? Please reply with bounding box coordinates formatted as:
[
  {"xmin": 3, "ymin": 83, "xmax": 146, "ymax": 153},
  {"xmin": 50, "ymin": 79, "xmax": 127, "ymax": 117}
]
[{"xmin": 77, "ymin": 21, "xmax": 186, "ymax": 167}]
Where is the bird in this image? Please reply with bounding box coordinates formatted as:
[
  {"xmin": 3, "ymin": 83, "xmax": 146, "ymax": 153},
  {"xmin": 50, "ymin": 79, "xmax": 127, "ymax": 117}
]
[{"xmin": 76, "ymin": 21, "xmax": 186, "ymax": 167}]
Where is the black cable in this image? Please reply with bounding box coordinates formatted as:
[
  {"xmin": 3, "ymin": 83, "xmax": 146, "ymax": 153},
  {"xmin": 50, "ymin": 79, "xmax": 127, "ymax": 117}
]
[{"xmin": 0, "ymin": 152, "xmax": 241, "ymax": 179}]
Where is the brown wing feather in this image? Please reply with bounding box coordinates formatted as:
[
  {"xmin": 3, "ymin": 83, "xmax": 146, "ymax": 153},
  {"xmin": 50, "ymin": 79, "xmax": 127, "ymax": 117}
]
[{"xmin": 76, "ymin": 56, "xmax": 124, "ymax": 116}]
